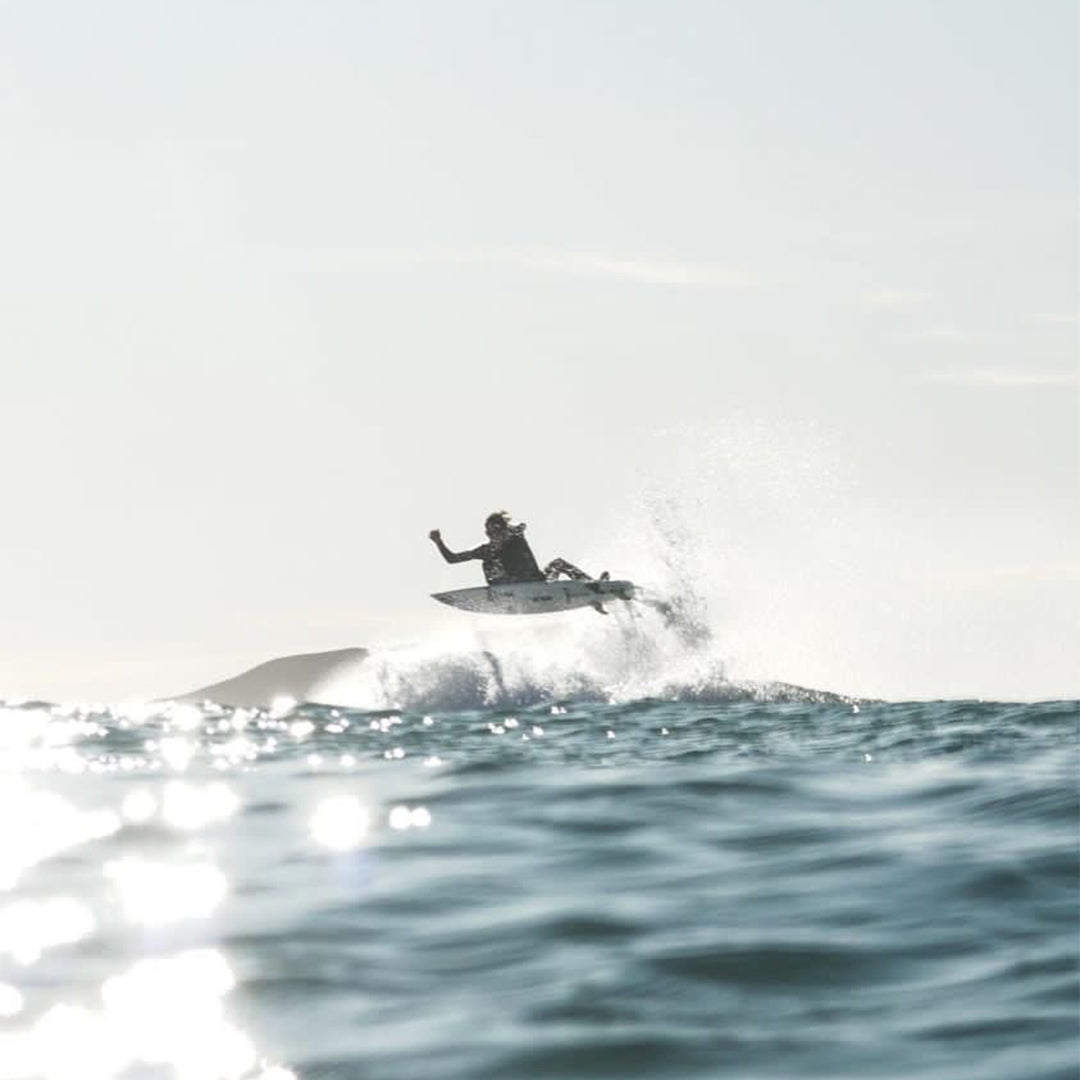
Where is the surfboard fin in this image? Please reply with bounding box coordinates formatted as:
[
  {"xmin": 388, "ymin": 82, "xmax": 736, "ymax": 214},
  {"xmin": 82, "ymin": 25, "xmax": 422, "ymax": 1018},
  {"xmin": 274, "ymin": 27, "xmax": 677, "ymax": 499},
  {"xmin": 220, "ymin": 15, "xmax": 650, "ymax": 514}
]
[{"xmin": 591, "ymin": 602, "xmax": 609, "ymax": 615}]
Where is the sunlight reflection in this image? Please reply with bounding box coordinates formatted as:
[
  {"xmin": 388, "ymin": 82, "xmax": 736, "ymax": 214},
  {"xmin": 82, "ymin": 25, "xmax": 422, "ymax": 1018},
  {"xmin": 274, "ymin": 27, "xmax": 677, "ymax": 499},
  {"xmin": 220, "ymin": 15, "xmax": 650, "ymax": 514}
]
[
  {"xmin": 0, "ymin": 784, "xmax": 120, "ymax": 890},
  {"xmin": 0, "ymin": 898, "xmax": 94, "ymax": 965},
  {"xmin": 288, "ymin": 719, "xmax": 315, "ymax": 740},
  {"xmin": 388, "ymin": 806, "xmax": 432, "ymax": 831},
  {"xmin": 104, "ymin": 858, "xmax": 227, "ymax": 925},
  {"xmin": 120, "ymin": 788, "xmax": 157, "ymax": 824},
  {"xmin": 0, "ymin": 983, "xmax": 22, "ymax": 1018},
  {"xmin": 14, "ymin": 1002, "xmax": 126, "ymax": 1080},
  {"xmin": 0, "ymin": 708, "xmax": 92, "ymax": 773},
  {"xmin": 158, "ymin": 735, "xmax": 196, "ymax": 771},
  {"xmin": 269, "ymin": 696, "xmax": 297, "ymax": 720},
  {"xmin": 370, "ymin": 716, "xmax": 403, "ymax": 734},
  {"xmin": 164, "ymin": 703, "xmax": 206, "ymax": 732},
  {"xmin": 162, "ymin": 780, "xmax": 240, "ymax": 830},
  {"xmin": 229, "ymin": 707, "xmax": 255, "ymax": 730},
  {"xmin": 0, "ymin": 950, "xmax": 268, "ymax": 1080},
  {"xmin": 210, "ymin": 735, "xmax": 260, "ymax": 766},
  {"xmin": 310, "ymin": 795, "xmax": 370, "ymax": 851},
  {"xmin": 101, "ymin": 950, "xmax": 254, "ymax": 1077}
]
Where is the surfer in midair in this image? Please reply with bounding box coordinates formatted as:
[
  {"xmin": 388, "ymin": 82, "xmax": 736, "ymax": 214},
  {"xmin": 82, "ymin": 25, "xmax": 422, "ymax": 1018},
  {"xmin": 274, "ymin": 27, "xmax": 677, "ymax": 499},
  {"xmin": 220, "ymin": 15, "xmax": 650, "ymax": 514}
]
[{"xmin": 429, "ymin": 511, "xmax": 602, "ymax": 585}]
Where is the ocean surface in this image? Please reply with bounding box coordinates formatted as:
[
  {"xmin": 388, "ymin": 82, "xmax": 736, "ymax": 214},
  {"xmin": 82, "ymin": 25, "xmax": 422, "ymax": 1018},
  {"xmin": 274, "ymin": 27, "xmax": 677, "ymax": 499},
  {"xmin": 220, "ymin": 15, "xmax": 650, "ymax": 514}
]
[{"xmin": 0, "ymin": 691, "xmax": 1076, "ymax": 1080}]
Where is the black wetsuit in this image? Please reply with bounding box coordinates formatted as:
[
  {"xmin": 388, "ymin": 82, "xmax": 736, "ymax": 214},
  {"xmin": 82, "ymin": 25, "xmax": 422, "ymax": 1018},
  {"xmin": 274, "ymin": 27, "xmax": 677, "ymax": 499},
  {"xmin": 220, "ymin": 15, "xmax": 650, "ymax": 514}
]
[
  {"xmin": 433, "ymin": 525, "xmax": 590, "ymax": 584},
  {"xmin": 477, "ymin": 528, "xmax": 545, "ymax": 584}
]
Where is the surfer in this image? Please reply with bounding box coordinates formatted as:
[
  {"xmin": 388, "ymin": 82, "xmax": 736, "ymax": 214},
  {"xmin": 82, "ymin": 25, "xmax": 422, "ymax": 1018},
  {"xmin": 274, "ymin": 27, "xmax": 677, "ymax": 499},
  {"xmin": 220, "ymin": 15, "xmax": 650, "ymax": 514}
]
[{"xmin": 429, "ymin": 512, "xmax": 600, "ymax": 585}]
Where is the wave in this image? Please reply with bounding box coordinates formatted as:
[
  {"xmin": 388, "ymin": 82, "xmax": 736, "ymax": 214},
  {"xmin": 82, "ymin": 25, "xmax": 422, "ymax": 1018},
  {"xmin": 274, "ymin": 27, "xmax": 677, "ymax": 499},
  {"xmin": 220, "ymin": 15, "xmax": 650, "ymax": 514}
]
[
  {"xmin": 153, "ymin": 571, "xmax": 864, "ymax": 712},
  {"xmin": 309, "ymin": 602, "xmax": 858, "ymax": 712}
]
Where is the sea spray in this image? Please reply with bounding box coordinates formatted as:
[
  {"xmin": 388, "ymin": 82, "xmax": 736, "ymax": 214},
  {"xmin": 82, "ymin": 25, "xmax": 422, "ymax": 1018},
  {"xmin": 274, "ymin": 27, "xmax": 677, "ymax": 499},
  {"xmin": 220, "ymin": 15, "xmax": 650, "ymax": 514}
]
[{"xmin": 310, "ymin": 602, "xmax": 852, "ymax": 711}]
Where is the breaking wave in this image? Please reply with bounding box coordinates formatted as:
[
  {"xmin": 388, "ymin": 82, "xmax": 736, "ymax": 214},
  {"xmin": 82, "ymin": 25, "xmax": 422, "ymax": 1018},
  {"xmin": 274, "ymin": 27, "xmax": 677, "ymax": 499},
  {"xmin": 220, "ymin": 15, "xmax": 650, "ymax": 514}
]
[{"xmin": 313, "ymin": 600, "xmax": 854, "ymax": 712}]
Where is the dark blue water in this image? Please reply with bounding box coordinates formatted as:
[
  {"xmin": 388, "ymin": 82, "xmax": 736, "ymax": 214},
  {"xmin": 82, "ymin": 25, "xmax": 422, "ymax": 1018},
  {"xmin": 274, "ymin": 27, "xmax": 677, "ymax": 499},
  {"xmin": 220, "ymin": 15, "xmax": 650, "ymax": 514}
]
[{"xmin": 0, "ymin": 696, "xmax": 1075, "ymax": 1079}]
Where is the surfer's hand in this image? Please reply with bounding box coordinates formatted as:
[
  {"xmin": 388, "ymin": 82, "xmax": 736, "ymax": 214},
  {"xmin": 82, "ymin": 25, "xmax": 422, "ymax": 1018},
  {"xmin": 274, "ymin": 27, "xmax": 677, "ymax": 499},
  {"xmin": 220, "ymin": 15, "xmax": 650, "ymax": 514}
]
[{"xmin": 429, "ymin": 529, "xmax": 441, "ymax": 542}]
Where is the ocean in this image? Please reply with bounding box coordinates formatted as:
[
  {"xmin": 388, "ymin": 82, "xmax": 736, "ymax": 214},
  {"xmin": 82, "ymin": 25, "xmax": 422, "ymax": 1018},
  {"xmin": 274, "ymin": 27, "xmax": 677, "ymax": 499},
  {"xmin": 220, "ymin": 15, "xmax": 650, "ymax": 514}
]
[{"xmin": 0, "ymin": 680, "xmax": 1075, "ymax": 1080}]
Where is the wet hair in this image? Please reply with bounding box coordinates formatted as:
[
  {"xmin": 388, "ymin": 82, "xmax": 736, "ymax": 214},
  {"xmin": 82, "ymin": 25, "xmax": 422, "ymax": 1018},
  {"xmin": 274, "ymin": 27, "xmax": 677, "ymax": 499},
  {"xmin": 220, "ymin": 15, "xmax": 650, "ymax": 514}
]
[{"xmin": 485, "ymin": 511, "xmax": 511, "ymax": 531}]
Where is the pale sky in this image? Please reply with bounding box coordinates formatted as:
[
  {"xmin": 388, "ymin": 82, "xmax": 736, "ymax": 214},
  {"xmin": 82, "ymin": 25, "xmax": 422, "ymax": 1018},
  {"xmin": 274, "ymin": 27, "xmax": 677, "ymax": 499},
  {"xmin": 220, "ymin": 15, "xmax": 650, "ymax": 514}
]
[{"xmin": 2, "ymin": 0, "xmax": 1076, "ymax": 703}]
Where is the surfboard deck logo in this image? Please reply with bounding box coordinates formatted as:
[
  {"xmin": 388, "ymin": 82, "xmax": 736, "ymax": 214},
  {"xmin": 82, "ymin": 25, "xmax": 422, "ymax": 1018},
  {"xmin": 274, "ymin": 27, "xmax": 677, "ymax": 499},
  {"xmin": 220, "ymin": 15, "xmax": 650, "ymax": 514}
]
[{"xmin": 432, "ymin": 579, "xmax": 637, "ymax": 615}]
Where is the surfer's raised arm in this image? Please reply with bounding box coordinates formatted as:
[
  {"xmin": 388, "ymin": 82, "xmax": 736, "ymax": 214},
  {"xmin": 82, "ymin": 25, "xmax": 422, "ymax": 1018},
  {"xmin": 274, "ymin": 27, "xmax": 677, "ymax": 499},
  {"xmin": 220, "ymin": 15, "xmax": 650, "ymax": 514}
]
[{"xmin": 429, "ymin": 529, "xmax": 486, "ymax": 565}]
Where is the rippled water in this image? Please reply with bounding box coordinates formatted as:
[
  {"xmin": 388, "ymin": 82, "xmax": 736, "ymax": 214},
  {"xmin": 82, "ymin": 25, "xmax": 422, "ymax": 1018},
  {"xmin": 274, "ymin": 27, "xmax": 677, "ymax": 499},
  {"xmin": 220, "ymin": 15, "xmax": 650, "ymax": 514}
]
[{"xmin": 0, "ymin": 696, "xmax": 1075, "ymax": 1079}]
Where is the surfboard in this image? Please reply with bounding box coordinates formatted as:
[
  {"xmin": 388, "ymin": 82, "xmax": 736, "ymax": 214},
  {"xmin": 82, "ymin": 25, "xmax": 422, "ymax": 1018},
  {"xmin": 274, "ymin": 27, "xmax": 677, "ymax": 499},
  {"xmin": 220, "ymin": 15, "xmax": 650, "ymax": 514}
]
[{"xmin": 432, "ymin": 579, "xmax": 637, "ymax": 615}]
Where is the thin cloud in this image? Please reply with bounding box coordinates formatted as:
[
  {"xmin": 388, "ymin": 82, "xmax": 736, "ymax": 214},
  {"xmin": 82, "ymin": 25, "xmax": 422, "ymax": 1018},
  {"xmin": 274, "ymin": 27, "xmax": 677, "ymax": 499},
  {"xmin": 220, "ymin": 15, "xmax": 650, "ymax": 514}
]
[
  {"xmin": 924, "ymin": 562, "xmax": 1080, "ymax": 585},
  {"xmin": 927, "ymin": 368, "xmax": 1079, "ymax": 387},
  {"xmin": 990, "ymin": 562, "xmax": 1080, "ymax": 583},
  {"xmin": 1023, "ymin": 312, "xmax": 1079, "ymax": 325},
  {"xmin": 913, "ymin": 326, "xmax": 978, "ymax": 344},
  {"xmin": 508, "ymin": 250, "xmax": 763, "ymax": 289},
  {"xmin": 864, "ymin": 289, "xmax": 930, "ymax": 308},
  {"xmin": 353, "ymin": 248, "xmax": 765, "ymax": 289}
]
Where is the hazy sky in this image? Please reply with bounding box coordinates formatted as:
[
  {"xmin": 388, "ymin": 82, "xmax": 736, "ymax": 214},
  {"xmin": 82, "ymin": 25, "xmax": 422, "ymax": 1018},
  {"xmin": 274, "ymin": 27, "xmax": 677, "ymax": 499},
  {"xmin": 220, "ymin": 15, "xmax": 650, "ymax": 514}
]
[{"xmin": 2, "ymin": 0, "xmax": 1076, "ymax": 702}]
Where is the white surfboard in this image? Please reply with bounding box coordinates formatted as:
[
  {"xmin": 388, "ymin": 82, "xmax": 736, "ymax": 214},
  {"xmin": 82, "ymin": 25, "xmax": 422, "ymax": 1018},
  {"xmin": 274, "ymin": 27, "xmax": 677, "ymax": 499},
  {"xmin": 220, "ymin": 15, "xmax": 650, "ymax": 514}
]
[{"xmin": 432, "ymin": 579, "xmax": 637, "ymax": 615}]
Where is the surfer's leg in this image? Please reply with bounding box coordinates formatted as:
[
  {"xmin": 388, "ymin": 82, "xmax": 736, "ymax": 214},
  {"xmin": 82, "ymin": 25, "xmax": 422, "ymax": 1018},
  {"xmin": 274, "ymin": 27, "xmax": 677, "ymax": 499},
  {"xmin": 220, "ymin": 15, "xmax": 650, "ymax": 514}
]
[{"xmin": 543, "ymin": 557, "xmax": 591, "ymax": 581}]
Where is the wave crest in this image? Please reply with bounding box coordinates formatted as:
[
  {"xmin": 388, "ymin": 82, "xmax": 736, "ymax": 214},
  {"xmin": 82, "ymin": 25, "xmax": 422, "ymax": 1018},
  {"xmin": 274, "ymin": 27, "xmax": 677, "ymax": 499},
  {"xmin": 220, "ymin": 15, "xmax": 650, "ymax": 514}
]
[{"xmin": 313, "ymin": 604, "xmax": 854, "ymax": 711}]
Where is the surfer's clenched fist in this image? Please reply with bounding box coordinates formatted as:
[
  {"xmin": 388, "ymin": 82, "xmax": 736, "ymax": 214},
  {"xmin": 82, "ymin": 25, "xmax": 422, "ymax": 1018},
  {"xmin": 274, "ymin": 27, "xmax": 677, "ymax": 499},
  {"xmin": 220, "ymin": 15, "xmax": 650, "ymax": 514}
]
[{"xmin": 429, "ymin": 529, "xmax": 441, "ymax": 542}]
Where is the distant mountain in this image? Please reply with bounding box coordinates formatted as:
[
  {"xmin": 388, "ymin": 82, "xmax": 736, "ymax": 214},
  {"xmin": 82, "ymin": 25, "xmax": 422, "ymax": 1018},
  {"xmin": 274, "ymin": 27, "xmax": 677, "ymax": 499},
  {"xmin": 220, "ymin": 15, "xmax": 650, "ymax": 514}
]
[{"xmin": 174, "ymin": 647, "xmax": 368, "ymax": 708}]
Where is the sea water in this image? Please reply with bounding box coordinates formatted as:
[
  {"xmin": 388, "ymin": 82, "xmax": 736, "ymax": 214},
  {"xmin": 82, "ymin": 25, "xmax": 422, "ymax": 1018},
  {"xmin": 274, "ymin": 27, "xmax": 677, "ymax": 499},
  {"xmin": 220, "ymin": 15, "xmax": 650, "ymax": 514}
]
[{"xmin": 0, "ymin": 688, "xmax": 1075, "ymax": 1080}]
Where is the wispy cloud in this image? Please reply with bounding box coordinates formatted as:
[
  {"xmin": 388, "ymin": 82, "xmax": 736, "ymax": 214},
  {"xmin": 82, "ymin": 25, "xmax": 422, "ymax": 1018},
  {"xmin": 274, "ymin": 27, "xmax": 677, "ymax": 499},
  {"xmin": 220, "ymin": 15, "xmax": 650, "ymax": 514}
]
[
  {"xmin": 912, "ymin": 326, "xmax": 979, "ymax": 344},
  {"xmin": 926, "ymin": 561, "xmax": 1080, "ymax": 585},
  {"xmin": 989, "ymin": 562, "xmax": 1080, "ymax": 583},
  {"xmin": 504, "ymin": 250, "xmax": 764, "ymax": 289},
  {"xmin": 927, "ymin": 368, "xmax": 1079, "ymax": 387},
  {"xmin": 352, "ymin": 248, "xmax": 766, "ymax": 289},
  {"xmin": 863, "ymin": 289, "xmax": 930, "ymax": 308}
]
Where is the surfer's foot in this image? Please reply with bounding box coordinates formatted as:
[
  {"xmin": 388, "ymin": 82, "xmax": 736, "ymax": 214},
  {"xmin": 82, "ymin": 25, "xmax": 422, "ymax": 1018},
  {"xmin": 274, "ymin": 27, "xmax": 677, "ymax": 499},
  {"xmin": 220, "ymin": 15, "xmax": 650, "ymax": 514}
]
[{"xmin": 599, "ymin": 571, "xmax": 610, "ymax": 581}]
